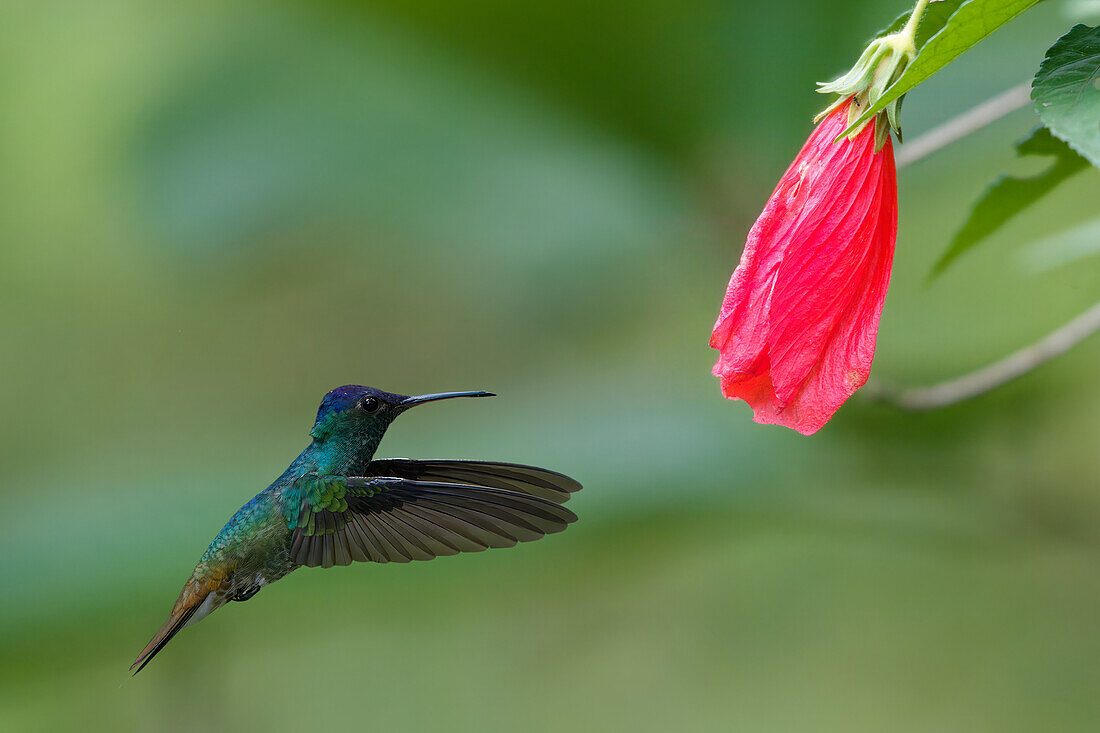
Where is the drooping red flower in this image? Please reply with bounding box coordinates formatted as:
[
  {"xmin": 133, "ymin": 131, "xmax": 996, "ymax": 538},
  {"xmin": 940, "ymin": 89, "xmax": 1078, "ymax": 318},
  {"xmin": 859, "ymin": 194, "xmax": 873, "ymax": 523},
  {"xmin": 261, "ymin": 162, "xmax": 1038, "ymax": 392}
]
[{"xmin": 710, "ymin": 98, "xmax": 897, "ymax": 435}]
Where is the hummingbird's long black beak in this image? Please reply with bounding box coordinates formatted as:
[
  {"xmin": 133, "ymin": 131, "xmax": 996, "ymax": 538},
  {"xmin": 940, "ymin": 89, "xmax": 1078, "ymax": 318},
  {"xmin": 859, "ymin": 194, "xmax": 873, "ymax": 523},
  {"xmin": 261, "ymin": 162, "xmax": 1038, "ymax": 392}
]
[{"xmin": 399, "ymin": 390, "xmax": 495, "ymax": 408}]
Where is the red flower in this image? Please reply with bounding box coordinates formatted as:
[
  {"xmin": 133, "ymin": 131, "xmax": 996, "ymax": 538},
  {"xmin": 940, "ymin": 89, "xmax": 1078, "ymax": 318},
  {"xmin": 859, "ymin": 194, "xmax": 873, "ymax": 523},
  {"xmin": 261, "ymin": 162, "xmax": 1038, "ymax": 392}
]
[{"xmin": 710, "ymin": 99, "xmax": 897, "ymax": 435}]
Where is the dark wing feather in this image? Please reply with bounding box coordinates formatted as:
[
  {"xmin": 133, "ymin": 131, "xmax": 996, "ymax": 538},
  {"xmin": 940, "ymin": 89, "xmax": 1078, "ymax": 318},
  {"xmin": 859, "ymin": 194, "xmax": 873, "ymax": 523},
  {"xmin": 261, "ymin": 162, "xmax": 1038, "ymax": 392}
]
[
  {"xmin": 362, "ymin": 459, "xmax": 581, "ymax": 504},
  {"xmin": 291, "ymin": 477, "xmax": 578, "ymax": 569}
]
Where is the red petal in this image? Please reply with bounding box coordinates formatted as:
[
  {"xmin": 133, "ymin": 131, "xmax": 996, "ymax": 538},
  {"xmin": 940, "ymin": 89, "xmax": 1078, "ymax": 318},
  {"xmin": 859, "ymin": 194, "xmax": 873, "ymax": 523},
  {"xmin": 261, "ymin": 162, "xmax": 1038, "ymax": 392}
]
[
  {"xmin": 710, "ymin": 104, "xmax": 851, "ymax": 381},
  {"xmin": 767, "ymin": 128, "xmax": 884, "ymax": 405},
  {"xmin": 758, "ymin": 147, "xmax": 896, "ymax": 434}
]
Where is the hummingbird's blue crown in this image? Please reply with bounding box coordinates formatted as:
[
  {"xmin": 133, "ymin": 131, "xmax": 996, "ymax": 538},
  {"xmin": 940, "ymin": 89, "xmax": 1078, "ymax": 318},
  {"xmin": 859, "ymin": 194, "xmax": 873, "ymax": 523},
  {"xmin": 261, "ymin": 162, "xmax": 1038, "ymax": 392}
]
[
  {"xmin": 315, "ymin": 385, "xmax": 407, "ymax": 424},
  {"xmin": 316, "ymin": 385, "xmax": 366, "ymax": 421}
]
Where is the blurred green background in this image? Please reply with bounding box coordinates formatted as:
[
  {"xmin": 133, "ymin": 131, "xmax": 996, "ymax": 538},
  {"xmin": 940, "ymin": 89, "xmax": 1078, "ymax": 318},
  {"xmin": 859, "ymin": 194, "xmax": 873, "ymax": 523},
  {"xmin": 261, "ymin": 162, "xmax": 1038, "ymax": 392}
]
[{"xmin": 3, "ymin": 0, "xmax": 1100, "ymax": 730}]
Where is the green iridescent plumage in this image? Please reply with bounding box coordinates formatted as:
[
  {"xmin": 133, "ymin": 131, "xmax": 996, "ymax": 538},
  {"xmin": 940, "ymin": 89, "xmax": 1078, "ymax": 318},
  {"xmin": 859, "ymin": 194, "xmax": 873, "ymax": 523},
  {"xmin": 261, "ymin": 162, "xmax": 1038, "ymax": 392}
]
[
  {"xmin": 131, "ymin": 386, "xmax": 581, "ymax": 674},
  {"xmin": 285, "ymin": 474, "xmax": 348, "ymax": 532}
]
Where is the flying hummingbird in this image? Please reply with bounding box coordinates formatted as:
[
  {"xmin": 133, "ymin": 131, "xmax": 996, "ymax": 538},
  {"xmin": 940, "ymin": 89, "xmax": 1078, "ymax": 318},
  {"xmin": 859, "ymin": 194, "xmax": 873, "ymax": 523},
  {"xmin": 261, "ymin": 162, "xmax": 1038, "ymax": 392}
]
[{"xmin": 131, "ymin": 386, "xmax": 580, "ymax": 674}]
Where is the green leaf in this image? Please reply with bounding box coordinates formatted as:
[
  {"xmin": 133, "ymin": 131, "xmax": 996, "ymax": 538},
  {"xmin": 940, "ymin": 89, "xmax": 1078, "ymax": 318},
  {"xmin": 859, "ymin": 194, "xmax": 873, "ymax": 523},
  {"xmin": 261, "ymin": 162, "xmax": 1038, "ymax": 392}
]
[
  {"xmin": 931, "ymin": 126, "xmax": 1088, "ymax": 277},
  {"xmin": 840, "ymin": 0, "xmax": 1042, "ymax": 139},
  {"xmin": 1032, "ymin": 24, "xmax": 1100, "ymax": 168}
]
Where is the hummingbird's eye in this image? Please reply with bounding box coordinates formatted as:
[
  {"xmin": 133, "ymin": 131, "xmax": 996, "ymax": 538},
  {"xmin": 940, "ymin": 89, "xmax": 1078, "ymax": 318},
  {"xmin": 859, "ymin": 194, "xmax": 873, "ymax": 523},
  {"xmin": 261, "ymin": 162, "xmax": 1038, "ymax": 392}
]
[{"xmin": 358, "ymin": 396, "xmax": 382, "ymax": 413}]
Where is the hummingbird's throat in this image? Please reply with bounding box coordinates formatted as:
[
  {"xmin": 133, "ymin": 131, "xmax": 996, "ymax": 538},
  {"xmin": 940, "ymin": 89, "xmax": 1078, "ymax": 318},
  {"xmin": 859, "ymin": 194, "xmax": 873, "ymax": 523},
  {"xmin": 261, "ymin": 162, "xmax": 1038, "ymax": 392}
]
[{"xmin": 306, "ymin": 429, "xmax": 385, "ymax": 475}]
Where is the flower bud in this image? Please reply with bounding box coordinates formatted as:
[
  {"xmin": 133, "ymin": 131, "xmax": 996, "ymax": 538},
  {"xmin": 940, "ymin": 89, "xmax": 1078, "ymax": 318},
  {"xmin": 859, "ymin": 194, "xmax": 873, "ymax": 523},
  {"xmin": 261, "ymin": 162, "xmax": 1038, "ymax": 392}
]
[{"xmin": 710, "ymin": 100, "xmax": 897, "ymax": 435}]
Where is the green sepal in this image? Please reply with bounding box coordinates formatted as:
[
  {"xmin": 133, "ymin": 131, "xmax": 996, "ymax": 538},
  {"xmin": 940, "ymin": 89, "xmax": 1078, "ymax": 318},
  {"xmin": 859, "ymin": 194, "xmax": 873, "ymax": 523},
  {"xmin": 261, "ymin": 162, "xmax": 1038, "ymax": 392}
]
[
  {"xmin": 837, "ymin": 0, "xmax": 1043, "ymax": 141},
  {"xmin": 816, "ymin": 33, "xmax": 913, "ymax": 150}
]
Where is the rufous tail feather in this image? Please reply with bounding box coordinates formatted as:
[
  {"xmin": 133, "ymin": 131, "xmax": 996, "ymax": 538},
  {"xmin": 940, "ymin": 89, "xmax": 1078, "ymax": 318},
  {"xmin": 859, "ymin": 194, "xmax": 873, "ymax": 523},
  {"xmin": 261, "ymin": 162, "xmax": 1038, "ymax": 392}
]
[
  {"xmin": 131, "ymin": 577, "xmax": 223, "ymax": 674},
  {"xmin": 130, "ymin": 605, "xmax": 198, "ymax": 675}
]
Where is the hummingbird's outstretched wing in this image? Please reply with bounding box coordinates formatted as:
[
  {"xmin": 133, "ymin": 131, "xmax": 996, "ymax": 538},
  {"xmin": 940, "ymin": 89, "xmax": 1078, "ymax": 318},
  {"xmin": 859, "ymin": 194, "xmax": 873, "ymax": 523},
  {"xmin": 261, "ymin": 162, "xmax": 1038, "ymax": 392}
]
[
  {"xmin": 362, "ymin": 459, "xmax": 581, "ymax": 504},
  {"xmin": 288, "ymin": 471, "xmax": 580, "ymax": 569}
]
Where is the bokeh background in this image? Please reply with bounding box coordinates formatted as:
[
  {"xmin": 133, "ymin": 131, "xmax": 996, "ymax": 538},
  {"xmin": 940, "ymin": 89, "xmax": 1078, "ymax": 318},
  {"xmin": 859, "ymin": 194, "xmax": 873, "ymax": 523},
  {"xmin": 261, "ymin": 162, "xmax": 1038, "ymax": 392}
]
[{"xmin": 3, "ymin": 0, "xmax": 1100, "ymax": 730}]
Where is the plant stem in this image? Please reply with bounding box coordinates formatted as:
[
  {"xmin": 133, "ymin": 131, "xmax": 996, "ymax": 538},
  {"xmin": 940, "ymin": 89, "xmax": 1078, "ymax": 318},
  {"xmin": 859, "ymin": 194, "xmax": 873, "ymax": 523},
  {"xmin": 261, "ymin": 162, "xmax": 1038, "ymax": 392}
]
[
  {"xmin": 866, "ymin": 298, "xmax": 1100, "ymax": 410},
  {"xmin": 900, "ymin": 0, "xmax": 932, "ymax": 47},
  {"xmin": 896, "ymin": 81, "xmax": 1033, "ymax": 168}
]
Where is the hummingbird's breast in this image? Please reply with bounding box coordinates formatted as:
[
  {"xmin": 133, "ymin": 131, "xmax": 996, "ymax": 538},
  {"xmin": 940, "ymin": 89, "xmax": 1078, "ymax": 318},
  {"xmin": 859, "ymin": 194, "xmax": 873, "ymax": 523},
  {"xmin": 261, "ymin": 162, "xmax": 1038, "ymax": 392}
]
[{"xmin": 199, "ymin": 489, "xmax": 295, "ymax": 585}]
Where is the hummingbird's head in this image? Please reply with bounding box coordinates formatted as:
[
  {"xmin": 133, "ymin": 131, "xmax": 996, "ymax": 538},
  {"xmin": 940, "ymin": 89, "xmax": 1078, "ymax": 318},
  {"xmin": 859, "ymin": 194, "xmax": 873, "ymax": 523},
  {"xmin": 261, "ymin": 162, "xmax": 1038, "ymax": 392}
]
[{"xmin": 309, "ymin": 385, "xmax": 494, "ymax": 447}]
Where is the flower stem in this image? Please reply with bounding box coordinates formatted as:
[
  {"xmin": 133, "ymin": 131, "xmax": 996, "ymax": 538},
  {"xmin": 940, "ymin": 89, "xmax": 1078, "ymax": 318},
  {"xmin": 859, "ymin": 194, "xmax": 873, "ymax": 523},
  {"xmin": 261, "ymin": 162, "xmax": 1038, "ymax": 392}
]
[
  {"xmin": 866, "ymin": 298, "xmax": 1100, "ymax": 410},
  {"xmin": 899, "ymin": 0, "xmax": 932, "ymax": 48}
]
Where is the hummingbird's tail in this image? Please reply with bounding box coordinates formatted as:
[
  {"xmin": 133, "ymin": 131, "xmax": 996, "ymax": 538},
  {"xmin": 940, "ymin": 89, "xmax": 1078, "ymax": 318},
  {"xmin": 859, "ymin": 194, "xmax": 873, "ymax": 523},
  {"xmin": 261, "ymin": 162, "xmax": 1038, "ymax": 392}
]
[
  {"xmin": 130, "ymin": 605, "xmax": 197, "ymax": 675},
  {"xmin": 131, "ymin": 576, "xmax": 223, "ymax": 675}
]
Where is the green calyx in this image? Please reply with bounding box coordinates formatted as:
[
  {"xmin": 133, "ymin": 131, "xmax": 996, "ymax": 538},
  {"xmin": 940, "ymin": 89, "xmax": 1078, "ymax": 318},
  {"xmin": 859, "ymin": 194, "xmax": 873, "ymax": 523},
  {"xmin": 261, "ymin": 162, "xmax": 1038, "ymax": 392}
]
[{"xmin": 816, "ymin": 31, "xmax": 915, "ymax": 150}]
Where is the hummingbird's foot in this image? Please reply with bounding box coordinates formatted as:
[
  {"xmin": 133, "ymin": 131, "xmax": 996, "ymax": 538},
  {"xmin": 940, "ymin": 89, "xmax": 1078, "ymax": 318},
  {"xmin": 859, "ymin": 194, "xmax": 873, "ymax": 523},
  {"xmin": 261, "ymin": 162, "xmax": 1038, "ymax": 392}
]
[{"xmin": 229, "ymin": 584, "xmax": 261, "ymax": 602}]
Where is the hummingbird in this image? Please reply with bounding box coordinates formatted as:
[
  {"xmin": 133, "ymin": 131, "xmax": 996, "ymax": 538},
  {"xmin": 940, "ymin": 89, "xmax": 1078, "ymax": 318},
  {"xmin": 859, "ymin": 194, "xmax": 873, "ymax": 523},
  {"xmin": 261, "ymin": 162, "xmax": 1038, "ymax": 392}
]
[{"xmin": 131, "ymin": 385, "xmax": 580, "ymax": 674}]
